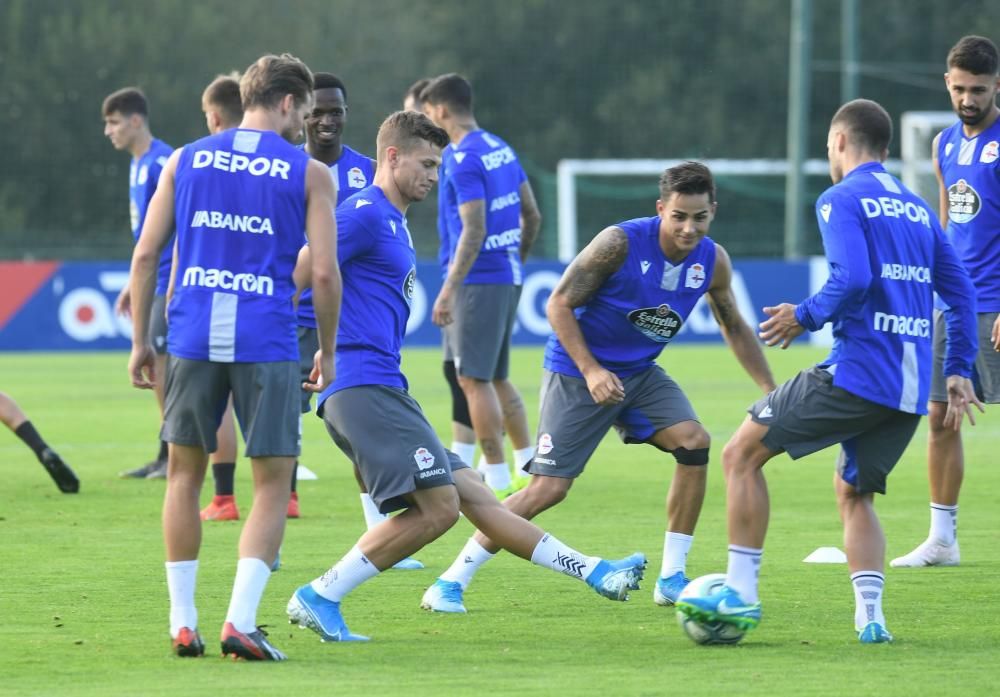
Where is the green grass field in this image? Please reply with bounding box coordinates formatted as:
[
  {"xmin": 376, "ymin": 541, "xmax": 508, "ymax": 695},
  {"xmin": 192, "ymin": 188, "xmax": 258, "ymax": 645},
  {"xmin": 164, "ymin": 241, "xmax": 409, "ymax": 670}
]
[{"xmin": 1, "ymin": 347, "xmax": 998, "ymax": 696}]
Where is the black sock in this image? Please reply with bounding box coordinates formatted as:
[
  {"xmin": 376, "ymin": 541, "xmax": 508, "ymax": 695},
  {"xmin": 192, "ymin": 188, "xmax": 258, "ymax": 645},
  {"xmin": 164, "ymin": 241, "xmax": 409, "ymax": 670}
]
[
  {"xmin": 291, "ymin": 462, "xmax": 298, "ymax": 493},
  {"xmin": 157, "ymin": 439, "xmax": 168, "ymax": 462},
  {"xmin": 15, "ymin": 421, "xmax": 48, "ymax": 459},
  {"xmin": 212, "ymin": 462, "xmax": 236, "ymax": 496}
]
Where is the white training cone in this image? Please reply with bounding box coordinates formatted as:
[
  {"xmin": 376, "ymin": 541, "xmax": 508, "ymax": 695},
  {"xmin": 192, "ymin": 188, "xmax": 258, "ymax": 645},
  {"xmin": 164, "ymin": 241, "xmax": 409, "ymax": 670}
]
[
  {"xmin": 296, "ymin": 464, "xmax": 319, "ymax": 481},
  {"xmin": 803, "ymin": 547, "xmax": 847, "ymax": 563}
]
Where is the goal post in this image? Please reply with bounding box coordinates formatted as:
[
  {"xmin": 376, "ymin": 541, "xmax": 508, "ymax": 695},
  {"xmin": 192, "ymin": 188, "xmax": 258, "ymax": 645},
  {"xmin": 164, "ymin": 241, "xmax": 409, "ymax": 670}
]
[{"xmin": 899, "ymin": 110, "xmax": 954, "ymax": 212}]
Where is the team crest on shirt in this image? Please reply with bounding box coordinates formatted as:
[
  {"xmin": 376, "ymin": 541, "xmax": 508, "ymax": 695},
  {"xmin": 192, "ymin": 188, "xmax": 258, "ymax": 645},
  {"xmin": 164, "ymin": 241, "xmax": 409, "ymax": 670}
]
[
  {"xmin": 537, "ymin": 433, "xmax": 554, "ymax": 455},
  {"xmin": 627, "ymin": 304, "xmax": 683, "ymax": 343},
  {"xmin": 981, "ymin": 141, "xmax": 999, "ymax": 164},
  {"xmin": 820, "ymin": 203, "xmax": 832, "ymax": 222},
  {"xmin": 403, "ymin": 267, "xmax": 416, "ymax": 305},
  {"xmin": 138, "ymin": 164, "xmax": 149, "ymax": 185},
  {"xmin": 347, "ymin": 166, "xmax": 367, "ymax": 188},
  {"xmin": 947, "ymin": 178, "xmax": 981, "ymax": 224},
  {"xmin": 685, "ymin": 262, "xmax": 706, "ymax": 289},
  {"xmin": 414, "ymin": 447, "xmax": 436, "ymax": 470}
]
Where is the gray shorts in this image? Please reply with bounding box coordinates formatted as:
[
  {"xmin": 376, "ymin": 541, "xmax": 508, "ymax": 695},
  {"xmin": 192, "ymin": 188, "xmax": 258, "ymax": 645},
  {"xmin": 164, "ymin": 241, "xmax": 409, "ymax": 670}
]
[
  {"xmin": 445, "ymin": 284, "xmax": 521, "ymax": 381},
  {"xmin": 297, "ymin": 326, "xmax": 319, "ymax": 413},
  {"xmin": 161, "ymin": 356, "xmax": 301, "ymax": 458},
  {"xmin": 929, "ymin": 311, "xmax": 1000, "ymax": 403},
  {"xmin": 749, "ymin": 366, "xmax": 920, "ymax": 495},
  {"xmin": 150, "ymin": 294, "xmax": 168, "ymax": 355},
  {"xmin": 527, "ymin": 366, "xmax": 699, "ymax": 479},
  {"xmin": 319, "ymin": 385, "xmax": 469, "ymax": 514}
]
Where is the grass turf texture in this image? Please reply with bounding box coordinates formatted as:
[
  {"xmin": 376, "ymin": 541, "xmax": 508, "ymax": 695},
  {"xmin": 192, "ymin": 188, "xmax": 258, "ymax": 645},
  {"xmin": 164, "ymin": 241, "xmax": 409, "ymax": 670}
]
[{"xmin": 1, "ymin": 347, "xmax": 998, "ymax": 696}]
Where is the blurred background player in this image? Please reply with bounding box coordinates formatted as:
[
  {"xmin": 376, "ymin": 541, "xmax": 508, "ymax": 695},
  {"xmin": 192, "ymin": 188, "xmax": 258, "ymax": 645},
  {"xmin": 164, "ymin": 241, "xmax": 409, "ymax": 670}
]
[
  {"xmin": 127, "ymin": 53, "xmax": 341, "ymax": 660},
  {"xmin": 677, "ymin": 100, "xmax": 981, "ymax": 644},
  {"xmin": 422, "ymin": 74, "xmax": 542, "ymax": 496},
  {"xmin": 892, "ymin": 35, "xmax": 1000, "ymax": 568},
  {"xmin": 421, "ymin": 162, "xmax": 774, "ymax": 613},
  {"xmin": 285, "ymin": 110, "xmax": 646, "ymax": 643},
  {"xmin": 1, "ymin": 391, "xmax": 79, "ymax": 493},
  {"xmin": 102, "ymin": 87, "xmax": 174, "ymax": 479}
]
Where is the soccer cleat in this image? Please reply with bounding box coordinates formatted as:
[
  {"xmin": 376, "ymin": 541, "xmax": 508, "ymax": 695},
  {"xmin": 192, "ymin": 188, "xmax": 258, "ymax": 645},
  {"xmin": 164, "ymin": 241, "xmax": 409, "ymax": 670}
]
[
  {"xmin": 286, "ymin": 585, "xmax": 369, "ymax": 642},
  {"xmin": 38, "ymin": 448, "xmax": 79, "ymax": 493},
  {"xmin": 889, "ymin": 539, "xmax": 960, "ymax": 567},
  {"xmin": 858, "ymin": 622, "xmax": 893, "ymax": 644},
  {"xmin": 119, "ymin": 458, "xmax": 165, "ymax": 479},
  {"xmin": 172, "ymin": 627, "xmax": 205, "ymax": 657},
  {"xmin": 653, "ymin": 571, "xmax": 690, "ymax": 606},
  {"xmin": 286, "ymin": 492, "xmax": 300, "ymax": 519},
  {"xmin": 220, "ymin": 622, "xmax": 287, "ymax": 661},
  {"xmin": 675, "ymin": 584, "xmax": 762, "ymax": 631},
  {"xmin": 420, "ymin": 579, "xmax": 467, "ymax": 613},
  {"xmin": 391, "ymin": 556, "xmax": 425, "ymax": 570},
  {"xmin": 585, "ymin": 552, "xmax": 647, "ymax": 602},
  {"xmin": 494, "ymin": 476, "xmax": 531, "ymax": 500},
  {"xmin": 271, "ymin": 550, "xmax": 281, "ymax": 572},
  {"xmin": 200, "ymin": 496, "xmax": 239, "ymax": 521}
]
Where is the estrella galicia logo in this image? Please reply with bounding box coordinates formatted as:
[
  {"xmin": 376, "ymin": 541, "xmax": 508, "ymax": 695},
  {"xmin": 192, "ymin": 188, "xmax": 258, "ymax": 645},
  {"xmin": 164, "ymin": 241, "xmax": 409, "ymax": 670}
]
[
  {"xmin": 403, "ymin": 267, "xmax": 416, "ymax": 306},
  {"xmin": 947, "ymin": 178, "xmax": 981, "ymax": 224},
  {"xmin": 627, "ymin": 304, "xmax": 683, "ymax": 343}
]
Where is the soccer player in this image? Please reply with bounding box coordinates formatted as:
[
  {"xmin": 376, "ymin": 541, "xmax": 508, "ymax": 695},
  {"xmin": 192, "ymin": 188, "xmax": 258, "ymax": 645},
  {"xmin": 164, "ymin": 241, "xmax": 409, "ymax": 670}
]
[
  {"xmin": 402, "ymin": 78, "xmax": 430, "ymax": 114},
  {"xmin": 421, "ymin": 73, "xmax": 542, "ymax": 494},
  {"xmin": 102, "ymin": 87, "xmax": 174, "ymax": 479},
  {"xmin": 127, "ymin": 53, "xmax": 340, "ymax": 661},
  {"xmin": 676, "ymin": 100, "xmax": 981, "ymax": 644},
  {"xmin": 892, "ymin": 35, "xmax": 1000, "ymax": 568},
  {"xmin": 0, "ymin": 391, "xmax": 79, "ymax": 493},
  {"xmin": 286, "ymin": 111, "xmax": 646, "ymax": 643},
  {"xmin": 421, "ymin": 161, "xmax": 775, "ymax": 613}
]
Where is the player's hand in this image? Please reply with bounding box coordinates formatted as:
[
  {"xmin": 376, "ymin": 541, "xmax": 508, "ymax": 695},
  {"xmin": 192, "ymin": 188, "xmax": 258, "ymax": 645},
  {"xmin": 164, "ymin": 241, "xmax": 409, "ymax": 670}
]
[
  {"xmin": 992, "ymin": 314, "xmax": 1000, "ymax": 352},
  {"xmin": 128, "ymin": 344, "xmax": 156, "ymax": 390},
  {"xmin": 115, "ymin": 286, "xmax": 132, "ymax": 318},
  {"xmin": 304, "ymin": 349, "xmax": 335, "ymax": 393},
  {"xmin": 759, "ymin": 303, "xmax": 805, "ymax": 349},
  {"xmin": 942, "ymin": 375, "xmax": 985, "ymax": 431},
  {"xmin": 432, "ymin": 287, "xmax": 455, "ymax": 327},
  {"xmin": 583, "ymin": 366, "xmax": 625, "ymax": 406}
]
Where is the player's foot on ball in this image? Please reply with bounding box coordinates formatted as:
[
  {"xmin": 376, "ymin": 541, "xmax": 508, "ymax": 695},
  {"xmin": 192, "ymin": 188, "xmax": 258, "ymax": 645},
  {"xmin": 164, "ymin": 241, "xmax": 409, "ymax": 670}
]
[
  {"xmin": 391, "ymin": 556, "xmax": 425, "ymax": 570},
  {"xmin": 653, "ymin": 570, "xmax": 690, "ymax": 606},
  {"xmin": 38, "ymin": 448, "xmax": 79, "ymax": 493},
  {"xmin": 858, "ymin": 622, "xmax": 893, "ymax": 644},
  {"xmin": 172, "ymin": 626, "xmax": 205, "ymax": 657},
  {"xmin": 200, "ymin": 495, "xmax": 239, "ymax": 521},
  {"xmin": 675, "ymin": 585, "xmax": 762, "ymax": 631},
  {"xmin": 287, "ymin": 585, "xmax": 369, "ymax": 642},
  {"xmin": 585, "ymin": 552, "xmax": 646, "ymax": 601},
  {"xmin": 286, "ymin": 492, "xmax": 300, "ymax": 519},
  {"xmin": 420, "ymin": 579, "xmax": 466, "ymax": 613},
  {"xmin": 220, "ymin": 622, "xmax": 287, "ymax": 661},
  {"xmin": 889, "ymin": 539, "xmax": 959, "ymax": 567},
  {"xmin": 119, "ymin": 459, "xmax": 165, "ymax": 479}
]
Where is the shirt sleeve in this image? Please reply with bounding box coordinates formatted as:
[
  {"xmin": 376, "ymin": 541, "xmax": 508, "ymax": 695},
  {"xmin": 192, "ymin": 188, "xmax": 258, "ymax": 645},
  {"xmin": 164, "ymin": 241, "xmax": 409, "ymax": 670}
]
[
  {"xmin": 931, "ymin": 223, "xmax": 978, "ymax": 378},
  {"xmin": 451, "ymin": 154, "xmax": 487, "ymax": 204},
  {"xmin": 794, "ymin": 190, "xmax": 873, "ymax": 331},
  {"xmin": 336, "ymin": 209, "xmax": 377, "ymax": 265}
]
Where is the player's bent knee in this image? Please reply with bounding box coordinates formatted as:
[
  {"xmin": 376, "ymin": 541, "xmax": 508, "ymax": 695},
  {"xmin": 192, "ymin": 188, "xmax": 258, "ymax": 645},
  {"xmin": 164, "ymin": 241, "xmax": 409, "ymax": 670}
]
[
  {"xmin": 671, "ymin": 446, "xmax": 710, "ymax": 467},
  {"xmin": 523, "ymin": 476, "xmax": 570, "ymax": 512}
]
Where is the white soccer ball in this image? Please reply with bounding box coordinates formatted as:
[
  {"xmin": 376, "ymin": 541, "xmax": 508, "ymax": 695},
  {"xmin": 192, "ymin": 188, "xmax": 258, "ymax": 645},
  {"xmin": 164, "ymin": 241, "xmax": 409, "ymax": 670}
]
[{"xmin": 675, "ymin": 573, "xmax": 746, "ymax": 645}]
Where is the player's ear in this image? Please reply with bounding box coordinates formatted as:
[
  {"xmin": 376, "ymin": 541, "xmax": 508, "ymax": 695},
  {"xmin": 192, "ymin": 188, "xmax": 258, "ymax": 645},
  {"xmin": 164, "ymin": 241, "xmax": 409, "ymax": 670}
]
[{"xmin": 655, "ymin": 198, "xmax": 665, "ymax": 216}]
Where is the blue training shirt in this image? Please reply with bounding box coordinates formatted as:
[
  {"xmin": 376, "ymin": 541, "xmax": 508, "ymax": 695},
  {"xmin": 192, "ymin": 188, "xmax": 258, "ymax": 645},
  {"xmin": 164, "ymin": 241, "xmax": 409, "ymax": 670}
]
[
  {"xmin": 130, "ymin": 138, "xmax": 175, "ymax": 295},
  {"xmin": 794, "ymin": 161, "xmax": 977, "ymax": 414},
  {"xmin": 297, "ymin": 144, "xmax": 376, "ymax": 328},
  {"xmin": 438, "ymin": 129, "xmax": 528, "ymax": 285},
  {"xmin": 436, "ymin": 144, "xmax": 455, "ymax": 277},
  {"xmin": 545, "ymin": 216, "xmax": 717, "ymax": 379},
  {"xmin": 168, "ymin": 128, "xmax": 310, "ymax": 363},
  {"xmin": 316, "ymin": 186, "xmax": 416, "ymax": 413},
  {"xmin": 937, "ymin": 119, "xmax": 1000, "ymax": 312}
]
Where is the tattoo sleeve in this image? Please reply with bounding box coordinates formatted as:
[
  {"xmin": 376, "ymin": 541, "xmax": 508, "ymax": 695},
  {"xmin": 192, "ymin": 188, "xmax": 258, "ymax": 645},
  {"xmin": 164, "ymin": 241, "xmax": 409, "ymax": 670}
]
[{"xmin": 555, "ymin": 227, "xmax": 629, "ymax": 309}]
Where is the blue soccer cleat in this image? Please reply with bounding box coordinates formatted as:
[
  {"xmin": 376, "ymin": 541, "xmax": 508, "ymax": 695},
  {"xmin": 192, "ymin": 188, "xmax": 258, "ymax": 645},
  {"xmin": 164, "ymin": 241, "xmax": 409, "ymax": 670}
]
[
  {"xmin": 675, "ymin": 584, "xmax": 762, "ymax": 631},
  {"xmin": 858, "ymin": 622, "xmax": 893, "ymax": 644},
  {"xmin": 391, "ymin": 557, "xmax": 425, "ymax": 570},
  {"xmin": 653, "ymin": 571, "xmax": 690, "ymax": 606},
  {"xmin": 286, "ymin": 585, "xmax": 369, "ymax": 642},
  {"xmin": 586, "ymin": 553, "xmax": 647, "ymax": 601},
  {"xmin": 420, "ymin": 579, "xmax": 467, "ymax": 613}
]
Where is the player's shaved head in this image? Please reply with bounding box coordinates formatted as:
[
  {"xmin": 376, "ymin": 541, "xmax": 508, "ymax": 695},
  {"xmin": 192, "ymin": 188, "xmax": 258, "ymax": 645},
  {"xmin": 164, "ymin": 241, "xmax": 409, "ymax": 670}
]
[
  {"xmin": 202, "ymin": 73, "xmax": 243, "ymax": 127},
  {"xmin": 659, "ymin": 161, "xmax": 716, "ymax": 203},
  {"xmin": 831, "ymin": 99, "xmax": 892, "ymax": 156},
  {"xmin": 240, "ymin": 53, "xmax": 314, "ymax": 110},
  {"xmin": 947, "ymin": 35, "xmax": 999, "ymax": 76},
  {"xmin": 376, "ymin": 110, "xmax": 449, "ymax": 162},
  {"xmin": 420, "ymin": 73, "xmax": 473, "ymax": 115}
]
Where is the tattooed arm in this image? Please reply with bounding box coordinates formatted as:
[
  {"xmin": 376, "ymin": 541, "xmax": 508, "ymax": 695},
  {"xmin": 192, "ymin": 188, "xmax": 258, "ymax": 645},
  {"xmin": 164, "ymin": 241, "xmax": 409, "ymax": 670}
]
[
  {"xmin": 706, "ymin": 244, "xmax": 776, "ymax": 393},
  {"xmin": 546, "ymin": 226, "xmax": 629, "ymax": 405}
]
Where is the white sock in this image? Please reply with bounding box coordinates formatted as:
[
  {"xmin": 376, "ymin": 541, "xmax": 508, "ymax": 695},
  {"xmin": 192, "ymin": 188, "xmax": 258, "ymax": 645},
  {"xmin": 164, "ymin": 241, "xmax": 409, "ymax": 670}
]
[
  {"xmin": 311, "ymin": 545, "xmax": 380, "ymax": 602},
  {"xmin": 725, "ymin": 545, "xmax": 762, "ymax": 603},
  {"xmin": 482, "ymin": 462, "xmax": 512, "ymax": 491},
  {"xmin": 513, "ymin": 447, "xmax": 535, "ymax": 478},
  {"xmin": 439, "ymin": 538, "xmax": 496, "ymax": 589},
  {"xmin": 451, "ymin": 441, "xmax": 476, "ymax": 467},
  {"xmin": 530, "ymin": 533, "xmax": 602, "ymax": 581},
  {"xmin": 661, "ymin": 532, "xmax": 693, "ymax": 578},
  {"xmin": 360, "ymin": 493, "xmax": 387, "ymax": 530},
  {"xmin": 166, "ymin": 560, "xmax": 198, "ymax": 638},
  {"xmin": 851, "ymin": 570, "xmax": 886, "ymax": 629},
  {"xmin": 224, "ymin": 557, "xmax": 271, "ymax": 634},
  {"xmin": 929, "ymin": 503, "xmax": 958, "ymax": 545}
]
